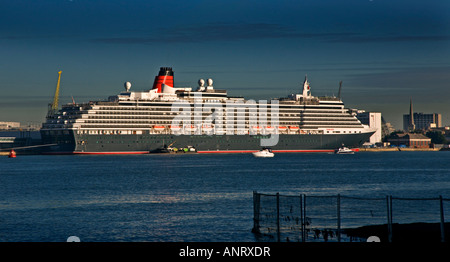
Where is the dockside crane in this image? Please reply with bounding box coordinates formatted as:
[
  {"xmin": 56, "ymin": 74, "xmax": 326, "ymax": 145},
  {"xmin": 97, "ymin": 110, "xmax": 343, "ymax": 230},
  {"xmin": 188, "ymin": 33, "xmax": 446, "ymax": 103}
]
[{"xmin": 47, "ymin": 71, "xmax": 62, "ymax": 117}]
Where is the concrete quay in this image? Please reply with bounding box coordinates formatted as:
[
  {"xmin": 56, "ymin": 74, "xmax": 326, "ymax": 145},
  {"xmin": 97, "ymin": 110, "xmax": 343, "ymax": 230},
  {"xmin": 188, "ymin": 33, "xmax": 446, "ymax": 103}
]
[{"xmin": 359, "ymin": 147, "xmax": 441, "ymax": 152}]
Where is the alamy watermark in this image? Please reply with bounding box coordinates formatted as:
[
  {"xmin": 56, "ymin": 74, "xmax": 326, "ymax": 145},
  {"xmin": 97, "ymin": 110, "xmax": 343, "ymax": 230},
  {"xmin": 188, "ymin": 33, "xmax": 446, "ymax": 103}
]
[
  {"xmin": 67, "ymin": 236, "xmax": 81, "ymax": 242},
  {"xmin": 170, "ymin": 93, "xmax": 279, "ymax": 146}
]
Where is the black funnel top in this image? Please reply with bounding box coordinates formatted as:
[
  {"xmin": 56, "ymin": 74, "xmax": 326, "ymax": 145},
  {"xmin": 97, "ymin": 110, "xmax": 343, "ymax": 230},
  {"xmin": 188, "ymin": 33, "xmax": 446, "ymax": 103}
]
[{"xmin": 158, "ymin": 67, "xmax": 174, "ymax": 76}]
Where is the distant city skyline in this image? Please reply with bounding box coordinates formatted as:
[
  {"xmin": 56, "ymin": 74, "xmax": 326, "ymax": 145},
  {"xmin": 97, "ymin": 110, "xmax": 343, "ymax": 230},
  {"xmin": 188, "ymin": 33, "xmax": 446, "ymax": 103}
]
[
  {"xmin": 403, "ymin": 98, "xmax": 442, "ymax": 131},
  {"xmin": 1, "ymin": 0, "xmax": 449, "ymax": 129}
]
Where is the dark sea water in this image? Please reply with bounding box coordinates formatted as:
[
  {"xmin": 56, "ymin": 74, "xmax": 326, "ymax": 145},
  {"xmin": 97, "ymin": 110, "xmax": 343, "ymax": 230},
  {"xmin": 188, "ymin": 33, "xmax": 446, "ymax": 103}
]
[{"xmin": 1, "ymin": 151, "xmax": 449, "ymax": 242}]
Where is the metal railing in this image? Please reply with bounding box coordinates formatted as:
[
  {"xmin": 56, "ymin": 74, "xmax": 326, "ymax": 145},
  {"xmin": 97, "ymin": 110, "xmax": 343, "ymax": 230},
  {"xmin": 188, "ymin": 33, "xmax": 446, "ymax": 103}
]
[{"xmin": 252, "ymin": 191, "xmax": 449, "ymax": 242}]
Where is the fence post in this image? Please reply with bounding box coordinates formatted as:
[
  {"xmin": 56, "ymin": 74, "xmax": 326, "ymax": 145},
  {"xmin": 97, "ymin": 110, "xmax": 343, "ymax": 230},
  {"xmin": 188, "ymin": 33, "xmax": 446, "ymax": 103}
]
[
  {"xmin": 386, "ymin": 195, "xmax": 393, "ymax": 243},
  {"xmin": 276, "ymin": 192, "xmax": 280, "ymax": 242},
  {"xmin": 303, "ymin": 194, "xmax": 307, "ymax": 242},
  {"xmin": 300, "ymin": 194, "xmax": 304, "ymax": 242},
  {"xmin": 390, "ymin": 196, "xmax": 393, "ymax": 242},
  {"xmin": 337, "ymin": 194, "xmax": 341, "ymax": 242},
  {"xmin": 252, "ymin": 191, "xmax": 260, "ymax": 234},
  {"xmin": 439, "ymin": 195, "xmax": 445, "ymax": 243}
]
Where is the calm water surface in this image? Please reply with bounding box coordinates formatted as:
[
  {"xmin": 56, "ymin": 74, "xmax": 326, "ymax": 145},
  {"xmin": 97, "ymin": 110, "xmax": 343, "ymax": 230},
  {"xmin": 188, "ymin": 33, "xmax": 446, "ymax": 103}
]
[{"xmin": 1, "ymin": 151, "xmax": 449, "ymax": 242}]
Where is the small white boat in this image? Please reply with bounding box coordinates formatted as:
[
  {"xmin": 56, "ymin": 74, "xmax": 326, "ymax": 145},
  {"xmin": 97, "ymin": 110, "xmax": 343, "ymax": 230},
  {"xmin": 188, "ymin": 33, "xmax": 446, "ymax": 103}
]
[
  {"xmin": 335, "ymin": 146, "xmax": 354, "ymax": 154},
  {"xmin": 253, "ymin": 148, "xmax": 274, "ymax": 157}
]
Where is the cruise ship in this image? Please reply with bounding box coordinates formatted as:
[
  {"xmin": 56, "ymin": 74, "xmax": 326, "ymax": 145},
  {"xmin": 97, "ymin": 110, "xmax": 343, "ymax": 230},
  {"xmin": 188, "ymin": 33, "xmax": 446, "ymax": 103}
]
[{"xmin": 40, "ymin": 67, "xmax": 375, "ymax": 154}]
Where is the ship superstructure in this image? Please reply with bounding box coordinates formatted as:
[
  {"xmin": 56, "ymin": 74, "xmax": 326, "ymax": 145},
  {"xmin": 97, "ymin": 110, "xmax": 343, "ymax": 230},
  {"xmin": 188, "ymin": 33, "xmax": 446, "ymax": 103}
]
[{"xmin": 41, "ymin": 67, "xmax": 375, "ymax": 154}]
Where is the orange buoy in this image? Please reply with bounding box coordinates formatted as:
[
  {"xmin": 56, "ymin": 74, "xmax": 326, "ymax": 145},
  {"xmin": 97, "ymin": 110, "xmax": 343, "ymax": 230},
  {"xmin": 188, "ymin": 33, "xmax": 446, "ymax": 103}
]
[{"xmin": 8, "ymin": 149, "xmax": 16, "ymax": 158}]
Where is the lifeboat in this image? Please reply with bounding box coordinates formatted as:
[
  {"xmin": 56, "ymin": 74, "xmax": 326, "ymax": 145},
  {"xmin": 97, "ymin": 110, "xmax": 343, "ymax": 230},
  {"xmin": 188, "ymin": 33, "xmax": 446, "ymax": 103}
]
[
  {"xmin": 250, "ymin": 126, "xmax": 261, "ymax": 134},
  {"xmin": 153, "ymin": 125, "xmax": 166, "ymax": 130},
  {"xmin": 264, "ymin": 126, "xmax": 276, "ymax": 134},
  {"xmin": 202, "ymin": 125, "xmax": 213, "ymax": 131}
]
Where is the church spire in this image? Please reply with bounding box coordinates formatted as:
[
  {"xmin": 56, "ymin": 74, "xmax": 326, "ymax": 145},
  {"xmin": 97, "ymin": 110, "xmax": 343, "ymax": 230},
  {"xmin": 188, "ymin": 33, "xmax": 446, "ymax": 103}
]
[{"xmin": 408, "ymin": 98, "xmax": 415, "ymax": 131}]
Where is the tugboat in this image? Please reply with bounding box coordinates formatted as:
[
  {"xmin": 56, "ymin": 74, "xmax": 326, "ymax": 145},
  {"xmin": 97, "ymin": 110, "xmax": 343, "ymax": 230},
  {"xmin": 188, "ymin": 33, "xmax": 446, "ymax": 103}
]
[
  {"xmin": 151, "ymin": 143, "xmax": 197, "ymax": 154},
  {"xmin": 253, "ymin": 148, "xmax": 274, "ymax": 158},
  {"xmin": 335, "ymin": 145, "xmax": 354, "ymax": 154}
]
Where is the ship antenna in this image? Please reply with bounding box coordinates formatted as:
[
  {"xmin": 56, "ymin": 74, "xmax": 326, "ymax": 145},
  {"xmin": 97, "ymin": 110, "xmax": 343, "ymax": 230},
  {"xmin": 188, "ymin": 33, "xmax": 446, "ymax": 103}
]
[{"xmin": 338, "ymin": 81, "xmax": 342, "ymax": 99}]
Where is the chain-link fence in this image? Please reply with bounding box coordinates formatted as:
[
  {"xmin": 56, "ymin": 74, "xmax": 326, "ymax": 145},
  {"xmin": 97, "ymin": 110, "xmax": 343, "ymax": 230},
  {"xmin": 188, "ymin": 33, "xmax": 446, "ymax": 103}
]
[{"xmin": 252, "ymin": 192, "xmax": 449, "ymax": 242}]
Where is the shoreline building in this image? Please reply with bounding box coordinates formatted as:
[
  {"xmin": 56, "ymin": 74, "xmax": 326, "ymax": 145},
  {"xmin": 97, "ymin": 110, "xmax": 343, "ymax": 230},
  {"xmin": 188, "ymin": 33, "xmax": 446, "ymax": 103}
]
[
  {"xmin": 356, "ymin": 111, "xmax": 382, "ymax": 144},
  {"xmin": 388, "ymin": 133, "xmax": 431, "ymax": 148},
  {"xmin": 403, "ymin": 99, "xmax": 442, "ymax": 131},
  {"xmin": 0, "ymin": 122, "xmax": 20, "ymax": 130}
]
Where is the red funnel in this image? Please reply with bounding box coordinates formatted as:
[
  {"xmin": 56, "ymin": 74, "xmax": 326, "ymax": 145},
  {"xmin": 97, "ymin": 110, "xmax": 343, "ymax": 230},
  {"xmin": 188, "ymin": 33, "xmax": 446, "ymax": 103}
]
[{"xmin": 152, "ymin": 67, "xmax": 174, "ymax": 93}]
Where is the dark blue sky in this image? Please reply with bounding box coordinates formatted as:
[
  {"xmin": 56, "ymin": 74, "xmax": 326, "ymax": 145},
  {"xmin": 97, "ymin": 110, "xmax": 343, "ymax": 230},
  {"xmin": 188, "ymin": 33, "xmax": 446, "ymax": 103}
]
[{"xmin": 1, "ymin": 0, "xmax": 449, "ymax": 129}]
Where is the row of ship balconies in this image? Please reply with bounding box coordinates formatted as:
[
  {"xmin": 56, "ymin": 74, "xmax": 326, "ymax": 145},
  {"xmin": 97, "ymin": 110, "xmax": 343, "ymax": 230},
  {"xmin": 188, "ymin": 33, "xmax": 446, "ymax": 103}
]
[
  {"xmin": 49, "ymin": 109, "xmax": 355, "ymax": 120},
  {"xmin": 43, "ymin": 121, "xmax": 364, "ymax": 130},
  {"xmin": 45, "ymin": 116, "xmax": 361, "ymax": 126},
  {"xmin": 45, "ymin": 105, "xmax": 360, "ymax": 129}
]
